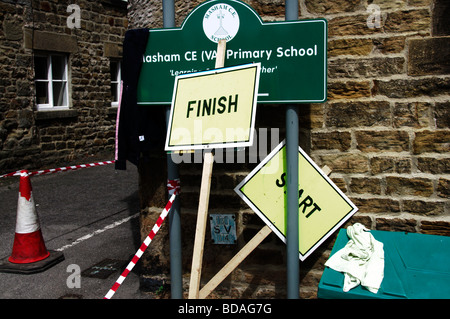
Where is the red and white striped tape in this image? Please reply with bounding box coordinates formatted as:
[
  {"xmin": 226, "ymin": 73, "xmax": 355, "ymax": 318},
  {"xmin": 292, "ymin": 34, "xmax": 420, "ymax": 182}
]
[
  {"xmin": 0, "ymin": 160, "xmax": 115, "ymax": 179},
  {"xmin": 104, "ymin": 193, "xmax": 177, "ymax": 299}
]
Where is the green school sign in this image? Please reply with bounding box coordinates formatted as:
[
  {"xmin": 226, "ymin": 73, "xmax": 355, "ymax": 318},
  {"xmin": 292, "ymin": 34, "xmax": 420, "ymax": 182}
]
[{"xmin": 137, "ymin": 0, "xmax": 327, "ymax": 105}]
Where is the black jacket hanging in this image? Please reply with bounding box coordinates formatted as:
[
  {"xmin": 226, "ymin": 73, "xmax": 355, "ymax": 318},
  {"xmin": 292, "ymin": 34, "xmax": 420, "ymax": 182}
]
[{"xmin": 115, "ymin": 28, "xmax": 166, "ymax": 170}]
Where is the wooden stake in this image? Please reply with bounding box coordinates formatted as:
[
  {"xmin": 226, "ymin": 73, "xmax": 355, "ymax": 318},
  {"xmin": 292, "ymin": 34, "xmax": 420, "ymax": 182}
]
[
  {"xmin": 214, "ymin": 39, "xmax": 226, "ymax": 69},
  {"xmin": 188, "ymin": 40, "xmax": 226, "ymax": 299},
  {"xmin": 199, "ymin": 225, "xmax": 272, "ymax": 299}
]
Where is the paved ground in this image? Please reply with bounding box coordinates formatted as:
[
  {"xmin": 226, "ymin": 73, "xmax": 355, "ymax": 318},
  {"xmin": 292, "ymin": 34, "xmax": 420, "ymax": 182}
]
[{"xmin": 0, "ymin": 157, "xmax": 155, "ymax": 299}]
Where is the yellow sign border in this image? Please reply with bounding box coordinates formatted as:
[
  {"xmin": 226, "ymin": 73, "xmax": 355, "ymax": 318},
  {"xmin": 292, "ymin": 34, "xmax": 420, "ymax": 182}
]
[
  {"xmin": 234, "ymin": 140, "xmax": 358, "ymax": 261},
  {"xmin": 165, "ymin": 63, "xmax": 261, "ymax": 151}
]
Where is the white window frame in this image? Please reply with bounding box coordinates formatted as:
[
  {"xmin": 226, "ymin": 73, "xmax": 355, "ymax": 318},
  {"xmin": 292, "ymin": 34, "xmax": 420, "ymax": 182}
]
[
  {"xmin": 110, "ymin": 60, "xmax": 122, "ymax": 107},
  {"xmin": 34, "ymin": 53, "xmax": 69, "ymax": 110}
]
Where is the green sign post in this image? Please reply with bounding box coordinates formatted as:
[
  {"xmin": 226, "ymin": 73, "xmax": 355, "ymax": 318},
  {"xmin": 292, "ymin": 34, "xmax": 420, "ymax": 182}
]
[{"xmin": 137, "ymin": 0, "xmax": 327, "ymax": 105}]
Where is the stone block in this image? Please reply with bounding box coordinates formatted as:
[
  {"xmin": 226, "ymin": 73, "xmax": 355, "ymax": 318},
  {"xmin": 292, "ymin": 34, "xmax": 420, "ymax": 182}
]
[
  {"xmin": 327, "ymin": 80, "xmax": 371, "ymax": 100},
  {"xmin": 413, "ymin": 130, "xmax": 450, "ymax": 154},
  {"xmin": 384, "ymin": 9, "xmax": 430, "ymax": 33},
  {"xmin": 437, "ymin": 178, "xmax": 449, "ymax": 198},
  {"xmin": 328, "ymin": 14, "xmax": 381, "ymax": 37},
  {"xmin": 328, "ymin": 57, "xmax": 404, "ymax": 79},
  {"xmin": 325, "ymin": 101, "xmax": 390, "ymax": 128},
  {"xmin": 375, "ymin": 218, "xmax": 417, "ymax": 232},
  {"xmin": 349, "ymin": 177, "xmax": 382, "ymax": 194},
  {"xmin": 373, "ymin": 77, "xmax": 450, "ymax": 98},
  {"xmin": 356, "ymin": 130, "xmax": 410, "ymax": 152},
  {"xmin": 350, "ymin": 197, "xmax": 401, "ymax": 213},
  {"xmin": 304, "ymin": 0, "xmax": 361, "ymax": 15},
  {"xmin": 403, "ymin": 199, "xmax": 446, "ymax": 216},
  {"xmin": 373, "ymin": 36, "xmax": 406, "ymax": 54},
  {"xmin": 317, "ymin": 153, "xmax": 369, "ymax": 174},
  {"xmin": 393, "ymin": 102, "xmax": 432, "ymax": 128},
  {"xmin": 103, "ymin": 42, "xmax": 123, "ymax": 58},
  {"xmin": 311, "ymin": 131, "xmax": 351, "ymax": 151},
  {"xmin": 3, "ymin": 19, "xmax": 22, "ymax": 41},
  {"xmin": 385, "ymin": 176, "xmax": 434, "ymax": 197},
  {"xmin": 408, "ymin": 37, "xmax": 450, "ymax": 76},
  {"xmin": 432, "ymin": 0, "xmax": 450, "ymax": 36},
  {"xmin": 417, "ymin": 157, "xmax": 450, "ymax": 174},
  {"xmin": 328, "ymin": 38, "xmax": 373, "ymax": 57},
  {"xmin": 330, "ymin": 177, "xmax": 347, "ymax": 193},
  {"xmin": 435, "ymin": 102, "xmax": 450, "ymax": 128},
  {"xmin": 24, "ymin": 29, "xmax": 78, "ymax": 53},
  {"xmin": 246, "ymin": 0, "xmax": 286, "ymax": 17},
  {"xmin": 369, "ymin": 155, "xmax": 398, "ymax": 174},
  {"xmin": 420, "ymin": 220, "xmax": 450, "ymax": 236}
]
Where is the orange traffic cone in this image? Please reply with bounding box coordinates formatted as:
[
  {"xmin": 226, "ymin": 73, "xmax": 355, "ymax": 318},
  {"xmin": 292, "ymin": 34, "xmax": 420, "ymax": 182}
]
[{"xmin": 0, "ymin": 170, "xmax": 64, "ymax": 274}]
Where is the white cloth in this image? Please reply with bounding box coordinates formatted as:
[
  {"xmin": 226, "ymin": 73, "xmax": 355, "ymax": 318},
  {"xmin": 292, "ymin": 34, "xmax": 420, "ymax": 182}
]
[{"xmin": 325, "ymin": 223, "xmax": 384, "ymax": 293}]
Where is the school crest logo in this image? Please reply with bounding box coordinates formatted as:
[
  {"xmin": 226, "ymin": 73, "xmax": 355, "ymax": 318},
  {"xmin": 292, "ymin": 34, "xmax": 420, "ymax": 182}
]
[{"xmin": 203, "ymin": 3, "xmax": 240, "ymax": 43}]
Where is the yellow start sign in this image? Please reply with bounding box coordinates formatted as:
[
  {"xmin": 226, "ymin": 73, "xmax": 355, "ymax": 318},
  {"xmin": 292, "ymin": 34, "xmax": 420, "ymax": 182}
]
[
  {"xmin": 234, "ymin": 140, "xmax": 358, "ymax": 261},
  {"xmin": 165, "ymin": 63, "xmax": 260, "ymax": 151}
]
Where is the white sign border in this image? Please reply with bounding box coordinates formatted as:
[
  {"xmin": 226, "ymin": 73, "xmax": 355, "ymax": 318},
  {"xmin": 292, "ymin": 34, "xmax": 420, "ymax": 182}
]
[
  {"xmin": 234, "ymin": 140, "xmax": 358, "ymax": 261},
  {"xmin": 165, "ymin": 62, "xmax": 261, "ymax": 151}
]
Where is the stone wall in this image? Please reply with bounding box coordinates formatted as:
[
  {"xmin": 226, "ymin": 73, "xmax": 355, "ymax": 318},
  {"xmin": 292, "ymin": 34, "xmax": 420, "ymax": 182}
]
[
  {"xmin": 132, "ymin": 0, "xmax": 449, "ymax": 299},
  {"xmin": 0, "ymin": 0, "xmax": 127, "ymax": 173}
]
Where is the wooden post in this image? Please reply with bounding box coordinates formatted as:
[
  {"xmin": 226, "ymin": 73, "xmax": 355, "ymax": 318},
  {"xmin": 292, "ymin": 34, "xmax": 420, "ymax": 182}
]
[
  {"xmin": 199, "ymin": 225, "xmax": 272, "ymax": 299},
  {"xmin": 188, "ymin": 150, "xmax": 214, "ymax": 299},
  {"xmin": 214, "ymin": 39, "xmax": 226, "ymax": 70},
  {"xmin": 188, "ymin": 40, "xmax": 226, "ymax": 299}
]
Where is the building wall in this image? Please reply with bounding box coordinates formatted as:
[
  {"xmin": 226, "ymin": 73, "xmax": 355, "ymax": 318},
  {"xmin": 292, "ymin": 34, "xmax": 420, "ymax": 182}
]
[
  {"xmin": 132, "ymin": 0, "xmax": 449, "ymax": 299},
  {"xmin": 0, "ymin": 0, "xmax": 127, "ymax": 172}
]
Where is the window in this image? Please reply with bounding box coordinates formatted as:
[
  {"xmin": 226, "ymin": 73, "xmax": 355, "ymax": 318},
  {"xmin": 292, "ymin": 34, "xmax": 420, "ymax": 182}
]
[
  {"xmin": 34, "ymin": 53, "xmax": 69, "ymax": 110},
  {"xmin": 110, "ymin": 60, "xmax": 121, "ymax": 107}
]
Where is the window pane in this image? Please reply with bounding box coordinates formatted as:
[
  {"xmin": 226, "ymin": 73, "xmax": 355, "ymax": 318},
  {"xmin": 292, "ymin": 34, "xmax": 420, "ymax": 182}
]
[
  {"xmin": 110, "ymin": 61, "xmax": 118, "ymax": 80},
  {"xmin": 110, "ymin": 61, "xmax": 121, "ymax": 104},
  {"xmin": 111, "ymin": 83, "xmax": 118, "ymax": 102},
  {"xmin": 52, "ymin": 81, "xmax": 67, "ymax": 106},
  {"xmin": 34, "ymin": 56, "xmax": 48, "ymax": 80},
  {"xmin": 52, "ymin": 55, "xmax": 66, "ymax": 80},
  {"xmin": 35, "ymin": 81, "xmax": 49, "ymax": 105}
]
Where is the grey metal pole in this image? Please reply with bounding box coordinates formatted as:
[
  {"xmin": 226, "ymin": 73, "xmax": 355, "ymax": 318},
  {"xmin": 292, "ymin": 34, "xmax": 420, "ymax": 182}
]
[
  {"xmin": 285, "ymin": 0, "xmax": 300, "ymax": 299},
  {"xmin": 163, "ymin": 0, "xmax": 183, "ymax": 299}
]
